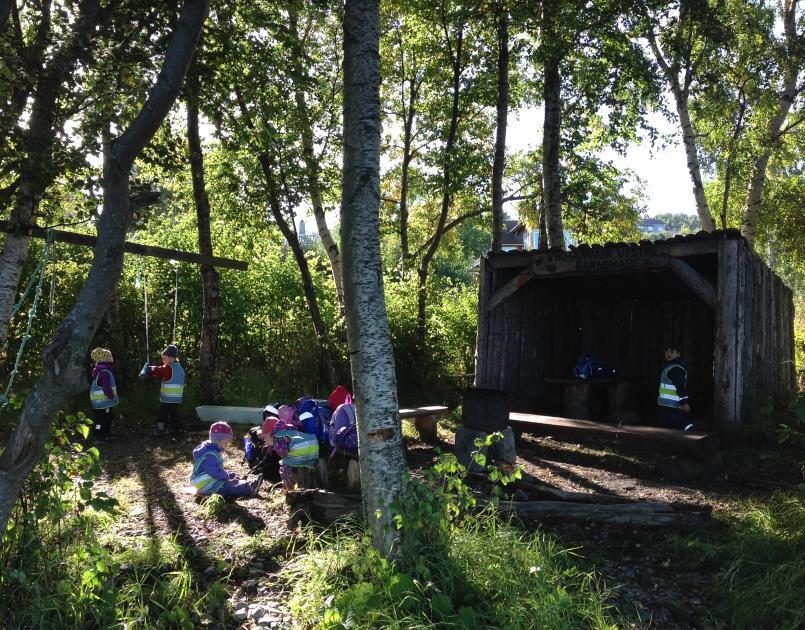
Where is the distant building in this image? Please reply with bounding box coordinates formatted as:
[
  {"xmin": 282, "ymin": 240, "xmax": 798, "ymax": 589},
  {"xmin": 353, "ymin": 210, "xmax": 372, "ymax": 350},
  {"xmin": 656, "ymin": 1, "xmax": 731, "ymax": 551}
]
[
  {"xmin": 638, "ymin": 218, "xmax": 666, "ymax": 234},
  {"xmin": 501, "ymin": 219, "xmax": 525, "ymax": 251}
]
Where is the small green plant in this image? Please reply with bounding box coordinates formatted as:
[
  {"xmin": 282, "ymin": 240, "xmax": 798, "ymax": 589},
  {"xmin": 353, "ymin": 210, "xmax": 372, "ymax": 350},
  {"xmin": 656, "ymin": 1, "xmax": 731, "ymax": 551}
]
[{"xmin": 199, "ymin": 493, "xmax": 227, "ymax": 520}]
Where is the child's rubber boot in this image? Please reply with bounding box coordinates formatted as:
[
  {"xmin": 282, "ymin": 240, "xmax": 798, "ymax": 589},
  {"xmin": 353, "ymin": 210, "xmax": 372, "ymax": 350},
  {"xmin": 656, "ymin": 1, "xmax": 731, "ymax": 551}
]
[{"xmin": 251, "ymin": 474, "xmax": 264, "ymax": 497}]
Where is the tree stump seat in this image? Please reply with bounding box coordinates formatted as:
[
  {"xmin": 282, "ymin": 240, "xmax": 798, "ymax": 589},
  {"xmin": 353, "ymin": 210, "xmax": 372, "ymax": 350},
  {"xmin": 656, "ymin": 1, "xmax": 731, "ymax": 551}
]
[{"xmin": 399, "ymin": 405, "xmax": 450, "ymax": 441}]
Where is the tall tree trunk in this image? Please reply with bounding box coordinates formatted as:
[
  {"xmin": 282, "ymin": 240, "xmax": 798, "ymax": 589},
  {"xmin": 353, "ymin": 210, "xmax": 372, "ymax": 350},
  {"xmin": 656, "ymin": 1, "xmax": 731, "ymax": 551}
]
[
  {"xmin": 416, "ymin": 23, "xmax": 463, "ymax": 355},
  {"xmin": 720, "ymin": 97, "xmax": 747, "ymax": 230},
  {"xmin": 0, "ymin": 0, "xmax": 12, "ymax": 34},
  {"xmin": 104, "ymin": 284, "xmax": 127, "ymax": 383},
  {"xmin": 541, "ymin": 0, "xmax": 565, "ymax": 251},
  {"xmin": 287, "ymin": 5, "xmax": 345, "ymax": 314},
  {"xmin": 234, "ymin": 92, "xmax": 337, "ymax": 383},
  {"xmin": 643, "ymin": 16, "xmax": 715, "ymax": 232},
  {"xmin": 742, "ymin": 0, "xmax": 800, "ymax": 246},
  {"xmin": 187, "ymin": 98, "xmax": 221, "ymax": 404},
  {"xmin": 399, "ymin": 77, "xmax": 417, "ymax": 270},
  {"xmin": 341, "ymin": 0, "xmax": 407, "ymax": 557},
  {"xmin": 491, "ymin": 0, "xmax": 509, "ymax": 252},
  {"xmin": 0, "ymin": 0, "xmax": 208, "ymax": 534},
  {"xmin": 0, "ymin": 0, "xmax": 100, "ymax": 355}
]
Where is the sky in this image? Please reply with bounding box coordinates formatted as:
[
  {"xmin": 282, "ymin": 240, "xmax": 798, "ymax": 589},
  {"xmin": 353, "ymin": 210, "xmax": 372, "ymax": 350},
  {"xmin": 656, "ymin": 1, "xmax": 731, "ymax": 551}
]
[{"xmin": 507, "ymin": 106, "xmax": 697, "ymax": 218}]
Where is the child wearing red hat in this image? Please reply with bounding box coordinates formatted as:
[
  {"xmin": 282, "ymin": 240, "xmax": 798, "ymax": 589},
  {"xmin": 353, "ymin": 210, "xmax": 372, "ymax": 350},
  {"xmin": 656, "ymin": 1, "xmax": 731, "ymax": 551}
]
[{"xmin": 190, "ymin": 422, "xmax": 262, "ymax": 497}]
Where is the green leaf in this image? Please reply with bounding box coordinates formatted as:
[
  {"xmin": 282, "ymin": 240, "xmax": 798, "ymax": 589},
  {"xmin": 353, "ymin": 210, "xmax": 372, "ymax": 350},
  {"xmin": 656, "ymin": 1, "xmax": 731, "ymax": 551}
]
[
  {"xmin": 78, "ymin": 424, "xmax": 89, "ymax": 439},
  {"xmin": 431, "ymin": 592, "xmax": 454, "ymax": 617}
]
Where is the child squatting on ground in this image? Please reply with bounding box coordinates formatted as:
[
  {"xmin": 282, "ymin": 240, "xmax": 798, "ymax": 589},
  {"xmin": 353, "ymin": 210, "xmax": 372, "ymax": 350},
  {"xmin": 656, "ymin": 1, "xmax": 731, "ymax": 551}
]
[
  {"xmin": 140, "ymin": 344, "xmax": 185, "ymax": 437},
  {"xmin": 89, "ymin": 347, "xmax": 119, "ymax": 442},
  {"xmin": 190, "ymin": 422, "xmax": 263, "ymax": 497},
  {"xmin": 259, "ymin": 407, "xmax": 319, "ymax": 490}
]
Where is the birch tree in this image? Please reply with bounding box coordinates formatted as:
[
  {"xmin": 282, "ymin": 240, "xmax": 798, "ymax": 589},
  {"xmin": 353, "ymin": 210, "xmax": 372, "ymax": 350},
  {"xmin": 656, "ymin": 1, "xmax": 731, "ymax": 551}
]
[
  {"xmin": 341, "ymin": 0, "xmax": 407, "ymax": 555},
  {"xmin": 741, "ymin": 0, "xmax": 803, "ymax": 245},
  {"xmin": 0, "ymin": 0, "xmax": 209, "ymax": 534}
]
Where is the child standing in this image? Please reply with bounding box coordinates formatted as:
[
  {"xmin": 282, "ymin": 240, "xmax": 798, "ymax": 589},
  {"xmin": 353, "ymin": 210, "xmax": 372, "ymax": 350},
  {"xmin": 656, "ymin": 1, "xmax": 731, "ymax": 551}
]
[
  {"xmin": 190, "ymin": 422, "xmax": 262, "ymax": 497},
  {"xmin": 140, "ymin": 344, "xmax": 185, "ymax": 437},
  {"xmin": 259, "ymin": 414, "xmax": 319, "ymax": 490},
  {"xmin": 89, "ymin": 347, "xmax": 118, "ymax": 442},
  {"xmin": 657, "ymin": 342, "xmax": 694, "ymax": 431}
]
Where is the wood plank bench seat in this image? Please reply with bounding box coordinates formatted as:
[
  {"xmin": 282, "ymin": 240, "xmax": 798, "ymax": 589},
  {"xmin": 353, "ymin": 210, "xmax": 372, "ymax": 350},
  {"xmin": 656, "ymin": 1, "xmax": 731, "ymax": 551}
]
[{"xmin": 508, "ymin": 412, "xmax": 719, "ymax": 461}]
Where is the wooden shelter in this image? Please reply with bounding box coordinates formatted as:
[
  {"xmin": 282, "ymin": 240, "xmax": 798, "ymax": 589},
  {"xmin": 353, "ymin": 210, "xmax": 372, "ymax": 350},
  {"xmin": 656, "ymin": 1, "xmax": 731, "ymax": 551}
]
[{"xmin": 474, "ymin": 230, "xmax": 796, "ymax": 432}]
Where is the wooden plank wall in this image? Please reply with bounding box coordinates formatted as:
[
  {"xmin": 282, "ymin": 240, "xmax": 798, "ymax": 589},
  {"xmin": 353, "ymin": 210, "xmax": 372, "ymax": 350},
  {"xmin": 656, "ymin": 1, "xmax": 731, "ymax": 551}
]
[
  {"xmin": 736, "ymin": 241, "xmax": 797, "ymax": 426},
  {"xmin": 476, "ymin": 270, "xmax": 715, "ymax": 418}
]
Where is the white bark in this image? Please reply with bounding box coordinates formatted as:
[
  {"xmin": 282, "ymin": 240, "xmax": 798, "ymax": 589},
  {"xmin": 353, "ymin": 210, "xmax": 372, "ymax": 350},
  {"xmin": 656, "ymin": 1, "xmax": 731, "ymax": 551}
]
[
  {"xmin": 644, "ymin": 13, "xmax": 716, "ymax": 232},
  {"xmin": 741, "ymin": 0, "xmax": 801, "ymax": 246},
  {"xmin": 341, "ymin": 0, "xmax": 407, "ymax": 556}
]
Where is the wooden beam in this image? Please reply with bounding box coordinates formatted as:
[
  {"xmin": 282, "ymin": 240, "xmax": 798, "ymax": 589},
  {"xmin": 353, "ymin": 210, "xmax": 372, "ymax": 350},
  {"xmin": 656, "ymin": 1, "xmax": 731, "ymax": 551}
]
[
  {"xmin": 669, "ymin": 258, "xmax": 716, "ymax": 309},
  {"xmin": 487, "ymin": 265, "xmax": 536, "ymax": 311},
  {"xmin": 0, "ymin": 220, "xmax": 248, "ymax": 270},
  {"xmin": 508, "ymin": 412, "xmax": 719, "ymax": 460}
]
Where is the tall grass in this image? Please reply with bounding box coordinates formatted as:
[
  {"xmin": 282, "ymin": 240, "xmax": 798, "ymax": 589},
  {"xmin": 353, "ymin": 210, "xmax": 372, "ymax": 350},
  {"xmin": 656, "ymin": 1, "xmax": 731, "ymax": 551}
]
[
  {"xmin": 285, "ymin": 512, "xmax": 615, "ymax": 629},
  {"xmin": 668, "ymin": 492, "xmax": 805, "ymax": 629}
]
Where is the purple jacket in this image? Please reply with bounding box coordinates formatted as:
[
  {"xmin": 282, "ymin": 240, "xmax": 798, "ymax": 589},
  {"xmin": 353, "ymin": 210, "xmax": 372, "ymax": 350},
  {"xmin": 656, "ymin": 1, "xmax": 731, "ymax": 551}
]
[
  {"xmin": 192, "ymin": 441, "xmax": 229, "ymax": 481},
  {"xmin": 92, "ymin": 362, "xmax": 116, "ymax": 399}
]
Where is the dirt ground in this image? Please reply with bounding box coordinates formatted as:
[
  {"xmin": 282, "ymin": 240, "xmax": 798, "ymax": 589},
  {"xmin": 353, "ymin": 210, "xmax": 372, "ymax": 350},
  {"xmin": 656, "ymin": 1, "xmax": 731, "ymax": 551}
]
[{"xmin": 95, "ymin": 419, "xmax": 804, "ymax": 629}]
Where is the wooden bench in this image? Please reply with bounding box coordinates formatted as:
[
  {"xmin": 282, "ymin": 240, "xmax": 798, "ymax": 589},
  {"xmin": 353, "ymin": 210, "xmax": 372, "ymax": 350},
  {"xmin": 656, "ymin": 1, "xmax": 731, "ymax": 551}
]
[
  {"xmin": 544, "ymin": 378, "xmax": 636, "ymax": 420},
  {"xmin": 508, "ymin": 412, "xmax": 719, "ymax": 461},
  {"xmin": 399, "ymin": 406, "xmax": 450, "ymax": 442},
  {"xmin": 196, "ymin": 404, "xmax": 450, "ymax": 442}
]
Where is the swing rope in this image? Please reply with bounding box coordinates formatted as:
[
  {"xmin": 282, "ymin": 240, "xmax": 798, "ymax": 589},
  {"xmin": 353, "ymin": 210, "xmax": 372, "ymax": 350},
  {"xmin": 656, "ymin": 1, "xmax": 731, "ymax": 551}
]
[
  {"xmin": 0, "ymin": 229, "xmax": 55, "ymax": 407},
  {"xmin": 171, "ymin": 262, "xmax": 178, "ymax": 342},
  {"xmin": 143, "ymin": 274, "xmax": 150, "ymax": 362}
]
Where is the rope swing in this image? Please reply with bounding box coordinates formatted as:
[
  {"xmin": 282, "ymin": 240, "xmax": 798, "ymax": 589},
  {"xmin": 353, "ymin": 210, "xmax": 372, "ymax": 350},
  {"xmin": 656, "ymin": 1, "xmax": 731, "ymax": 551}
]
[
  {"xmin": 136, "ymin": 259, "xmax": 179, "ymax": 361},
  {"xmin": 0, "ymin": 230, "xmax": 55, "ymax": 407}
]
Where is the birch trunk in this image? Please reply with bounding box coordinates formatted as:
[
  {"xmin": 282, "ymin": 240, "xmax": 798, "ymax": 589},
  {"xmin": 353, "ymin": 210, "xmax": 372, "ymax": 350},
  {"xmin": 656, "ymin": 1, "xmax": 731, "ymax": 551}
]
[
  {"xmin": 741, "ymin": 0, "xmax": 800, "ymax": 246},
  {"xmin": 0, "ymin": 0, "xmax": 101, "ymax": 354},
  {"xmin": 287, "ymin": 6, "xmax": 345, "ymax": 313},
  {"xmin": 187, "ymin": 98, "xmax": 221, "ymax": 404},
  {"xmin": 490, "ymin": 0, "xmax": 509, "ymax": 252},
  {"xmin": 541, "ymin": 0, "xmax": 565, "ymax": 250},
  {"xmin": 341, "ymin": 0, "xmax": 407, "ymax": 556},
  {"xmin": 0, "ymin": 0, "xmax": 208, "ymax": 534},
  {"xmin": 644, "ymin": 16, "xmax": 715, "ymax": 232}
]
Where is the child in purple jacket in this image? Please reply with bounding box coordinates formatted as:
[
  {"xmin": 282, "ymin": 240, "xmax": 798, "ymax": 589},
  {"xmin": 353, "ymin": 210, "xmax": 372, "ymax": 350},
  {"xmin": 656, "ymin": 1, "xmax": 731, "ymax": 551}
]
[
  {"xmin": 89, "ymin": 347, "xmax": 119, "ymax": 442},
  {"xmin": 191, "ymin": 422, "xmax": 262, "ymax": 497}
]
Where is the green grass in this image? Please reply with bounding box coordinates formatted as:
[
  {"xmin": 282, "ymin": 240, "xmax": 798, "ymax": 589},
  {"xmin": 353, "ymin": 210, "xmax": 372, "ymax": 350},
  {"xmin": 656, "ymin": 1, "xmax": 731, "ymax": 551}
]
[
  {"xmin": 667, "ymin": 492, "xmax": 805, "ymax": 629},
  {"xmin": 285, "ymin": 512, "xmax": 615, "ymax": 629}
]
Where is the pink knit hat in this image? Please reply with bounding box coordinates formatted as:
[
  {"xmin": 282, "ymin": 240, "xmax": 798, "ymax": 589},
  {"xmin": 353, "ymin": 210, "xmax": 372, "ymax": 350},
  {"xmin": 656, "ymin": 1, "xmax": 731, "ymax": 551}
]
[{"xmin": 209, "ymin": 421, "xmax": 233, "ymax": 442}]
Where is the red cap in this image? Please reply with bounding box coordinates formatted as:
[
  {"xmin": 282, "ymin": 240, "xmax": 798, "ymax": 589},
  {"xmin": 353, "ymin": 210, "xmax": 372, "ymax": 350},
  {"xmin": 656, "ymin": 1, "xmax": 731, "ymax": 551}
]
[{"xmin": 261, "ymin": 416, "xmax": 279, "ymax": 437}]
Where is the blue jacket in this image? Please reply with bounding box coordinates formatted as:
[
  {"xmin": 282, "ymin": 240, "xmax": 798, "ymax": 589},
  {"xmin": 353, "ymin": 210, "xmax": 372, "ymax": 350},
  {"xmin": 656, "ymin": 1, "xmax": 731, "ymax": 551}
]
[{"xmin": 190, "ymin": 441, "xmax": 228, "ymax": 494}]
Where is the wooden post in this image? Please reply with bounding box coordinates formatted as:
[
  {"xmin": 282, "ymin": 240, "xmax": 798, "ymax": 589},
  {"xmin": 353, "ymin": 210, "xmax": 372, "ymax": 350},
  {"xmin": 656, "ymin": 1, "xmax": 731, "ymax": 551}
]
[{"xmin": 715, "ymin": 238, "xmax": 739, "ymax": 431}]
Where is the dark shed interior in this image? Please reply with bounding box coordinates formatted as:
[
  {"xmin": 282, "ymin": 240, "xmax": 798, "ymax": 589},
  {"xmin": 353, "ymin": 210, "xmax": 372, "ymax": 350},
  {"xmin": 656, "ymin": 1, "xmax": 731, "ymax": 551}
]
[{"xmin": 474, "ymin": 231, "xmax": 796, "ymax": 432}]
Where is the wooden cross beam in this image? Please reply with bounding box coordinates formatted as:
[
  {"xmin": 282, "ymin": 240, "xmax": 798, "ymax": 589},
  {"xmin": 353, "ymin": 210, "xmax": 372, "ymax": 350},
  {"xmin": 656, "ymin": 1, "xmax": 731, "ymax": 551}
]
[{"xmin": 0, "ymin": 220, "xmax": 248, "ymax": 270}]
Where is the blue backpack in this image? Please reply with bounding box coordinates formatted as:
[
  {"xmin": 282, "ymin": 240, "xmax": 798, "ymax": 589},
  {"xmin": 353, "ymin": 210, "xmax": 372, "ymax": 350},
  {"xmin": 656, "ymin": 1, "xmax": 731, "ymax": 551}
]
[
  {"xmin": 295, "ymin": 397, "xmax": 332, "ymax": 444},
  {"xmin": 572, "ymin": 353, "xmax": 617, "ymax": 380}
]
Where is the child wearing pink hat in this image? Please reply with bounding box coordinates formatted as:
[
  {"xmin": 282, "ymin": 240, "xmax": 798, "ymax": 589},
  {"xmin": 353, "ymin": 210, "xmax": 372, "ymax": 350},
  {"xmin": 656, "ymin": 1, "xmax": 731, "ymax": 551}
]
[{"xmin": 190, "ymin": 422, "xmax": 262, "ymax": 497}]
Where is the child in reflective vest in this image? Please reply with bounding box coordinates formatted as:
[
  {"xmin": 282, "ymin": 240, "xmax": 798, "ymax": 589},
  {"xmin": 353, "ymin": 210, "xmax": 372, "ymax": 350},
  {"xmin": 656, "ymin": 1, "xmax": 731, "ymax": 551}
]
[
  {"xmin": 140, "ymin": 344, "xmax": 185, "ymax": 437},
  {"xmin": 657, "ymin": 343, "xmax": 694, "ymax": 431},
  {"xmin": 190, "ymin": 422, "xmax": 262, "ymax": 497},
  {"xmin": 89, "ymin": 347, "xmax": 118, "ymax": 442},
  {"xmin": 259, "ymin": 410, "xmax": 319, "ymax": 490}
]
